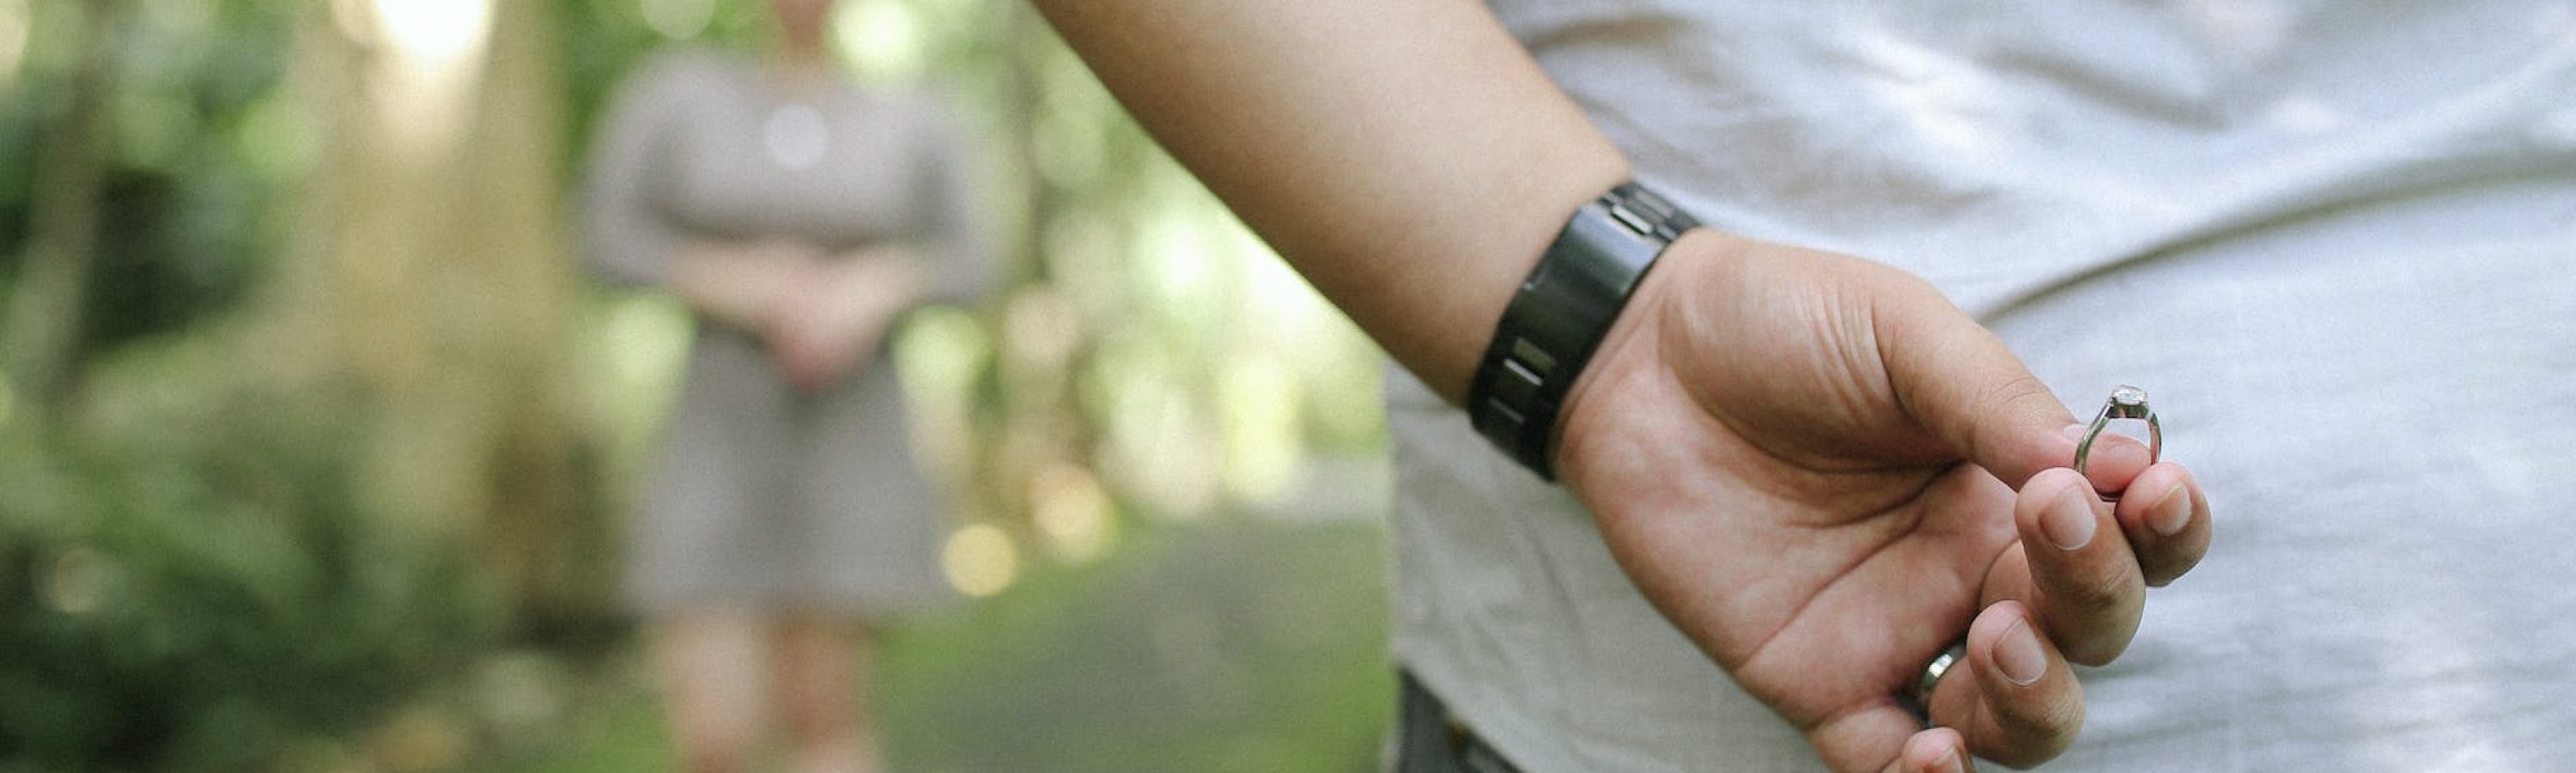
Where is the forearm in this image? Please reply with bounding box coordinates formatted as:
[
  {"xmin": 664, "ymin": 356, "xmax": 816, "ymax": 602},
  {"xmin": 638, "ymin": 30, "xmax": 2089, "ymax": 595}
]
[
  {"xmin": 835, "ymin": 244, "xmax": 928, "ymax": 310},
  {"xmin": 666, "ymin": 240, "xmax": 809, "ymax": 331},
  {"xmin": 1033, "ymin": 0, "xmax": 1628, "ymax": 402}
]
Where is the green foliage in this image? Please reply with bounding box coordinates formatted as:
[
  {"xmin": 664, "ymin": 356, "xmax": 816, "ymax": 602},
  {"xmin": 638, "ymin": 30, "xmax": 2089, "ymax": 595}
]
[
  {"xmin": 0, "ymin": 3, "xmax": 480, "ymax": 767},
  {"xmin": 0, "ymin": 344, "xmax": 501, "ymax": 771},
  {"xmin": 0, "ymin": 0, "xmax": 297, "ymax": 360},
  {"xmin": 0, "ymin": 0, "xmax": 1402, "ymax": 769}
]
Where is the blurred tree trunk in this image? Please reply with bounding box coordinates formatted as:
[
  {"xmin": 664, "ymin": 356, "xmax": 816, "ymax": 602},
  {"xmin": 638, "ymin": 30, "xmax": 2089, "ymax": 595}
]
[
  {"xmin": 278, "ymin": 0, "xmax": 609, "ymax": 636},
  {"xmin": 456, "ymin": 0, "xmax": 613, "ymax": 636},
  {"xmin": 3, "ymin": 0, "xmax": 121, "ymax": 408}
]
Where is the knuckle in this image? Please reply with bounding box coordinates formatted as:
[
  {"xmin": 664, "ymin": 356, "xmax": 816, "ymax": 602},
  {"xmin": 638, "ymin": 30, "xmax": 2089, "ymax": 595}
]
[
  {"xmin": 2038, "ymin": 584, "xmax": 2142, "ymax": 666},
  {"xmin": 2056, "ymin": 628, "xmax": 2133, "ymax": 666},
  {"xmin": 2141, "ymin": 556, "xmax": 2196, "ymax": 587},
  {"xmin": 1990, "ymin": 372, "xmax": 2054, "ymax": 410},
  {"xmin": 2040, "ymin": 560, "xmax": 2135, "ymax": 613},
  {"xmin": 1974, "ymin": 372, "xmax": 2055, "ymax": 427},
  {"xmin": 2139, "ymin": 529, "xmax": 2211, "ymax": 587}
]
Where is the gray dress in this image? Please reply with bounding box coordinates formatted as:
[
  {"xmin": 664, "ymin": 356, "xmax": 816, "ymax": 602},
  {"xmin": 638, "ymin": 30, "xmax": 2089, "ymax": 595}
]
[{"xmin": 581, "ymin": 50, "xmax": 989, "ymax": 617}]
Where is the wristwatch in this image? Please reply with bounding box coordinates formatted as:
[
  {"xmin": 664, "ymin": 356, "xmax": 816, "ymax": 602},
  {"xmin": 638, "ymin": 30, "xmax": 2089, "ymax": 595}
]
[{"xmin": 1467, "ymin": 181, "xmax": 1698, "ymax": 479}]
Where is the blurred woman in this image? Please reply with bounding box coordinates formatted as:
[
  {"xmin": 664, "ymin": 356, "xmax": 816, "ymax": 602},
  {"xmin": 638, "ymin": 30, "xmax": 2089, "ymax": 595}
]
[{"xmin": 580, "ymin": 1, "xmax": 987, "ymax": 770}]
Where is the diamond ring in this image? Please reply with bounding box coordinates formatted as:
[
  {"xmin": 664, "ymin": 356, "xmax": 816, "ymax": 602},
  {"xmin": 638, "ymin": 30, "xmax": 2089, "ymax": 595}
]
[{"xmin": 2074, "ymin": 385, "xmax": 2160, "ymax": 491}]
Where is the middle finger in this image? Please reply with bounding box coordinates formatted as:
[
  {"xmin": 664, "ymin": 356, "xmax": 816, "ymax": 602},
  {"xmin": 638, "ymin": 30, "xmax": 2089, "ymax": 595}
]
[{"xmin": 1992, "ymin": 467, "xmax": 2148, "ymax": 666}]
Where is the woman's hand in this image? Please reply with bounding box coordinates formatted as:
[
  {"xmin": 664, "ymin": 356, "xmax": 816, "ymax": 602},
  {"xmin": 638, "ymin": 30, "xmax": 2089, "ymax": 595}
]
[
  {"xmin": 1555, "ymin": 231, "xmax": 2214, "ymax": 772},
  {"xmin": 762, "ymin": 246, "xmax": 927, "ymax": 392}
]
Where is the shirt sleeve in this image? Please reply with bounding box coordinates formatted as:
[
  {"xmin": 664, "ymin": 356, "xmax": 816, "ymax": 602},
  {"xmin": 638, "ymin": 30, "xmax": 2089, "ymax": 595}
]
[
  {"xmin": 577, "ymin": 55, "xmax": 696, "ymax": 289},
  {"xmin": 910, "ymin": 97, "xmax": 997, "ymax": 305}
]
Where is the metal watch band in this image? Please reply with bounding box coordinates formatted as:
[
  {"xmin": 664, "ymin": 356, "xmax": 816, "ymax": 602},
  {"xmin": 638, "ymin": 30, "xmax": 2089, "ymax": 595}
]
[{"xmin": 1467, "ymin": 181, "xmax": 1698, "ymax": 479}]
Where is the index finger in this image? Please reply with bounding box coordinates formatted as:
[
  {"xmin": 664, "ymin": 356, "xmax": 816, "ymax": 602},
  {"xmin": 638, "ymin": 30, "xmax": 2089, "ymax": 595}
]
[{"xmin": 1874, "ymin": 288, "xmax": 2080, "ymax": 490}]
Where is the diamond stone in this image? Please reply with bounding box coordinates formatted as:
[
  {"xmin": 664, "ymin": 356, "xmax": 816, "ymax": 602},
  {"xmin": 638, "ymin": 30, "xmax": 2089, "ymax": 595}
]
[{"xmin": 2110, "ymin": 385, "xmax": 2148, "ymax": 407}]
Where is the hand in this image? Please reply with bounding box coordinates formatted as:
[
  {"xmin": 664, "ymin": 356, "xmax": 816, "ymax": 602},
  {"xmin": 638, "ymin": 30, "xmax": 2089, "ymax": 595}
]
[
  {"xmin": 762, "ymin": 247, "xmax": 927, "ymax": 392},
  {"xmin": 1554, "ymin": 232, "xmax": 2214, "ymax": 772}
]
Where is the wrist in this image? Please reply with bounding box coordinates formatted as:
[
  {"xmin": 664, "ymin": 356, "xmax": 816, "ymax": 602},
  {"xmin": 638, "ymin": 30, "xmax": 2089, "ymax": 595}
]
[
  {"xmin": 1466, "ymin": 181, "xmax": 1698, "ymax": 480},
  {"xmin": 1549, "ymin": 228, "xmax": 1728, "ymax": 478}
]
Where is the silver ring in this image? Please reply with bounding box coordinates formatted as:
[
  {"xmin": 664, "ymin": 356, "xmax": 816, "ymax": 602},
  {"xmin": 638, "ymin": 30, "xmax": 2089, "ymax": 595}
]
[
  {"xmin": 2074, "ymin": 385, "xmax": 2160, "ymax": 494},
  {"xmin": 1905, "ymin": 642, "xmax": 1967, "ymax": 727}
]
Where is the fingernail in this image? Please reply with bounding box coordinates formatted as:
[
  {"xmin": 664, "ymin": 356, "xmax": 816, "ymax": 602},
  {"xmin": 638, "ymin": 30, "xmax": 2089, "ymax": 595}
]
[
  {"xmin": 2148, "ymin": 483, "xmax": 2191, "ymax": 537},
  {"xmin": 2061, "ymin": 423, "xmax": 2090, "ymax": 442},
  {"xmin": 1932, "ymin": 747, "xmax": 1966, "ymax": 773},
  {"xmin": 2040, "ymin": 484, "xmax": 2096, "ymax": 551},
  {"xmin": 1996, "ymin": 618, "xmax": 2047, "ymax": 686}
]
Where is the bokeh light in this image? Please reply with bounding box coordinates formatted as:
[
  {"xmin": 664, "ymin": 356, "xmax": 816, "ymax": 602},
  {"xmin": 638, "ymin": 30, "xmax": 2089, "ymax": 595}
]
[
  {"xmin": 1030, "ymin": 462, "xmax": 1116, "ymax": 563},
  {"xmin": 639, "ymin": 0, "xmax": 714, "ymax": 40},
  {"xmin": 1218, "ymin": 355, "xmax": 1299, "ymax": 502},
  {"xmin": 42, "ymin": 545, "xmax": 114, "ymax": 617},
  {"xmin": 833, "ymin": 0, "xmax": 924, "ymax": 84},
  {"xmin": 354, "ymin": 0, "xmax": 493, "ymax": 155},
  {"xmin": 0, "ymin": 0, "xmax": 27, "ymax": 88},
  {"xmin": 369, "ymin": 0, "xmax": 491, "ymax": 72},
  {"xmin": 941, "ymin": 522, "xmax": 1021, "ymax": 597}
]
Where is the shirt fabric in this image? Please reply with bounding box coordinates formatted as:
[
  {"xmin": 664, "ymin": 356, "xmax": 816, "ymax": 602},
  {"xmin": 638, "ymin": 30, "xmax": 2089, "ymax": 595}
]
[
  {"xmin": 1390, "ymin": 3, "xmax": 2576, "ymax": 770},
  {"xmin": 581, "ymin": 50, "xmax": 990, "ymax": 617}
]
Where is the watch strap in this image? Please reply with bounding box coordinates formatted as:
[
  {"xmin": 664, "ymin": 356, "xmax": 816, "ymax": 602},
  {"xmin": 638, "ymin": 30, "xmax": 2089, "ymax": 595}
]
[{"xmin": 1467, "ymin": 182, "xmax": 1698, "ymax": 479}]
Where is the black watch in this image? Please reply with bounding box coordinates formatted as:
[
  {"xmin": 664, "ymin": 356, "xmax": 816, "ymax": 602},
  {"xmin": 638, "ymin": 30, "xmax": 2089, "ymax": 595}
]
[{"xmin": 1467, "ymin": 181, "xmax": 1698, "ymax": 480}]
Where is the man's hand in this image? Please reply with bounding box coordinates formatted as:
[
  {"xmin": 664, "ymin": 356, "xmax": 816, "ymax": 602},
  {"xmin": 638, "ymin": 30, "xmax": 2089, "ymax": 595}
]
[{"xmin": 1555, "ymin": 231, "xmax": 2214, "ymax": 772}]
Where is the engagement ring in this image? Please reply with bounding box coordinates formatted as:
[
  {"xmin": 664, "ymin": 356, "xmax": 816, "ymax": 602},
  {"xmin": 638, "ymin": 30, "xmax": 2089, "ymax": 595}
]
[{"xmin": 2075, "ymin": 385, "xmax": 2160, "ymax": 492}]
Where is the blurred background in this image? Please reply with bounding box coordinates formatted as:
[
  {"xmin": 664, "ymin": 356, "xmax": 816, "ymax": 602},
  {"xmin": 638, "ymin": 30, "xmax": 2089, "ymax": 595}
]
[{"xmin": 0, "ymin": 0, "xmax": 1395, "ymax": 770}]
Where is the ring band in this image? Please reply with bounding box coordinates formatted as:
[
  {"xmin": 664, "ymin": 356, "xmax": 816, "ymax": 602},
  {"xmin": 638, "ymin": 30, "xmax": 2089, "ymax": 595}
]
[
  {"xmin": 1904, "ymin": 641, "xmax": 1967, "ymax": 727},
  {"xmin": 2074, "ymin": 385, "xmax": 2160, "ymax": 498}
]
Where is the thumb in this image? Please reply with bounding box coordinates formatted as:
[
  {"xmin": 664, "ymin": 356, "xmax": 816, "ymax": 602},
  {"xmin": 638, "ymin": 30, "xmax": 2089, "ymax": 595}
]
[{"xmin": 1874, "ymin": 286, "xmax": 2074, "ymax": 489}]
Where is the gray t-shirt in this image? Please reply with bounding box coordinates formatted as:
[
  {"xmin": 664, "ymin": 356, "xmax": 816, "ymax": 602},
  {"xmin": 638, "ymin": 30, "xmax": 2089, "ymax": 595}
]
[{"xmin": 1391, "ymin": 3, "xmax": 2576, "ymax": 770}]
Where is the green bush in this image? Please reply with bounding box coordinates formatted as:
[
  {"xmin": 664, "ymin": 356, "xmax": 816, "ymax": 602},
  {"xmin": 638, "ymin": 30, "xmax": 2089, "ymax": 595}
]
[{"xmin": 0, "ymin": 358, "xmax": 501, "ymax": 771}]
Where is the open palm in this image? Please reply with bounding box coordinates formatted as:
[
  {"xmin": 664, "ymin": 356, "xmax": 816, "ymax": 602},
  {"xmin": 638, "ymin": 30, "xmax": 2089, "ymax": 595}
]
[{"xmin": 1555, "ymin": 233, "xmax": 2212, "ymax": 772}]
